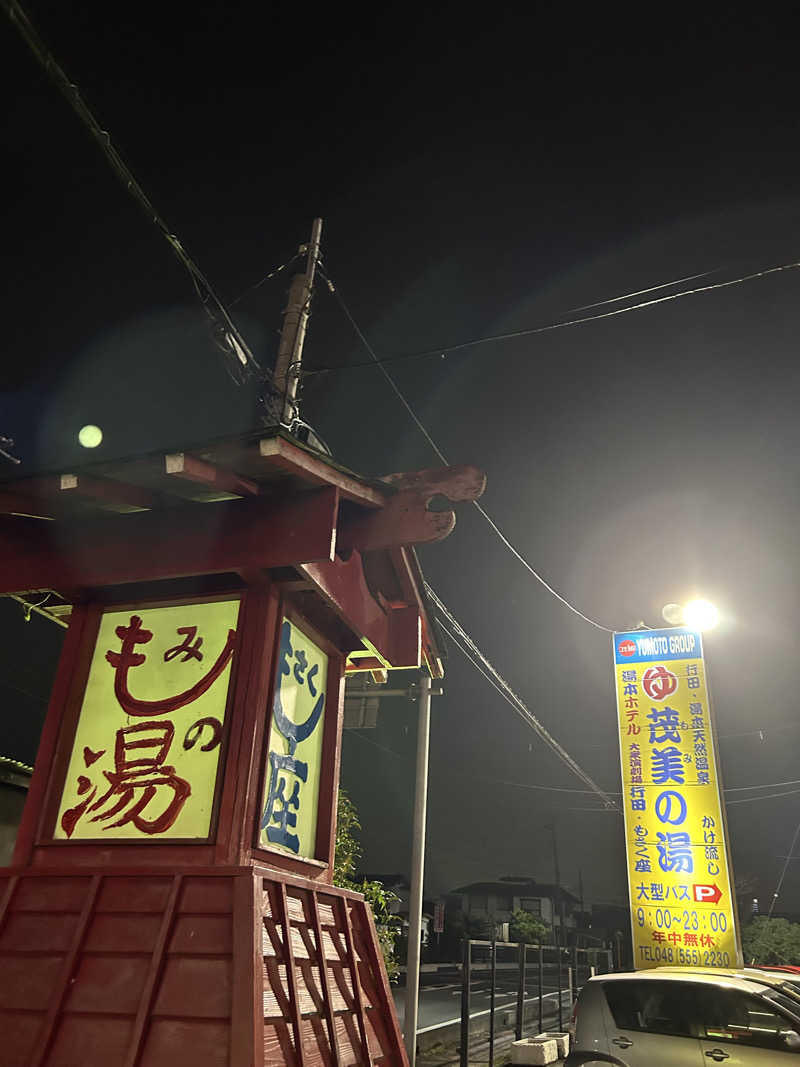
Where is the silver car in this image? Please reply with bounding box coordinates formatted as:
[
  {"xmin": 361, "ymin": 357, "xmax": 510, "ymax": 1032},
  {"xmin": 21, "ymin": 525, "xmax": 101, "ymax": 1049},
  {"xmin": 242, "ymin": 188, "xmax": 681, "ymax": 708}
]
[{"xmin": 566, "ymin": 969, "xmax": 800, "ymax": 1065}]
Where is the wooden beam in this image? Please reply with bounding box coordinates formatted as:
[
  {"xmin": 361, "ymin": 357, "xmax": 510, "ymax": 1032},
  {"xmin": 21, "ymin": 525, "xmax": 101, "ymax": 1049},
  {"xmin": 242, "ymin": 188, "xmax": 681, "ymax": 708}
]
[
  {"xmin": 165, "ymin": 452, "xmax": 259, "ymax": 497},
  {"xmin": 258, "ymin": 436, "xmax": 384, "ymax": 508},
  {"xmin": 58, "ymin": 473, "xmax": 162, "ymax": 511},
  {"xmin": 0, "ymin": 487, "xmax": 339, "ymax": 594},
  {"xmin": 380, "ymin": 463, "xmax": 487, "ymax": 499},
  {"xmin": 338, "ymin": 896, "xmax": 373, "ymax": 1065},
  {"xmin": 122, "ymin": 875, "xmax": 183, "ymax": 1067},
  {"xmin": 11, "ymin": 474, "xmax": 161, "ymax": 513},
  {"xmin": 338, "ymin": 464, "xmax": 486, "ymax": 554},
  {"xmin": 0, "ymin": 490, "xmax": 59, "ymax": 520},
  {"xmin": 301, "ymin": 552, "xmax": 421, "ymax": 670},
  {"xmin": 337, "ymin": 489, "xmax": 455, "ymax": 553}
]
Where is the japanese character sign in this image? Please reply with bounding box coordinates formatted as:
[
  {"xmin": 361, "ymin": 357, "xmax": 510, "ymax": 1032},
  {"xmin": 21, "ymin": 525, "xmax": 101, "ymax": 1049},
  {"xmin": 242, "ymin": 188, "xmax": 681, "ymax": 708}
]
[
  {"xmin": 55, "ymin": 600, "xmax": 239, "ymax": 840},
  {"xmin": 260, "ymin": 618, "xmax": 328, "ymax": 859},
  {"xmin": 613, "ymin": 627, "xmax": 740, "ymax": 971}
]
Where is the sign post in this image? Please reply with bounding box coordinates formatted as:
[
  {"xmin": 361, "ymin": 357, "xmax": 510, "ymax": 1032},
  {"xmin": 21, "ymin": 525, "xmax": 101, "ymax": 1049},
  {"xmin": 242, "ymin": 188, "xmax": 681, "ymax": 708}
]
[{"xmin": 613, "ymin": 627, "xmax": 741, "ymax": 970}]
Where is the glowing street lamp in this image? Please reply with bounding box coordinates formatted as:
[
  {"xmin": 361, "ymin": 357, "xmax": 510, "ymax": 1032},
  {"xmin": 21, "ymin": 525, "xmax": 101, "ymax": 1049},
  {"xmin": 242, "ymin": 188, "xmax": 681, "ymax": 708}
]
[
  {"xmin": 662, "ymin": 598, "xmax": 720, "ymax": 631},
  {"xmin": 78, "ymin": 424, "xmax": 103, "ymax": 449}
]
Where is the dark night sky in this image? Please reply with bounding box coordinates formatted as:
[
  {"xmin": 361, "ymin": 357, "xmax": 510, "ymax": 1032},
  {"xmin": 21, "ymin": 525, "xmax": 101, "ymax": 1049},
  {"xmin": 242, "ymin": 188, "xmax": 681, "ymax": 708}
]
[{"xmin": 3, "ymin": 4, "xmax": 800, "ymax": 910}]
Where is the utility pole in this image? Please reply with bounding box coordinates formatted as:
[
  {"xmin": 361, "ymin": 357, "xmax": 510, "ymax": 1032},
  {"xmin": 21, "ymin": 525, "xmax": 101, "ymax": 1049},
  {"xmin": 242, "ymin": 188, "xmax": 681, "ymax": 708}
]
[
  {"xmin": 404, "ymin": 672, "xmax": 432, "ymax": 1067},
  {"xmin": 551, "ymin": 821, "xmax": 565, "ymax": 1030},
  {"xmin": 274, "ymin": 217, "xmax": 323, "ymax": 427},
  {"xmin": 343, "ymin": 671, "xmax": 439, "ymax": 1066}
]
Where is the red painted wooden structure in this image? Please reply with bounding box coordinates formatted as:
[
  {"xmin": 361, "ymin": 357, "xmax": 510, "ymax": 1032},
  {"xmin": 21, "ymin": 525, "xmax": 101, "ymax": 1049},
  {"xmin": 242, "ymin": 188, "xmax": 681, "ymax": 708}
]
[{"xmin": 0, "ymin": 431, "xmax": 485, "ymax": 1067}]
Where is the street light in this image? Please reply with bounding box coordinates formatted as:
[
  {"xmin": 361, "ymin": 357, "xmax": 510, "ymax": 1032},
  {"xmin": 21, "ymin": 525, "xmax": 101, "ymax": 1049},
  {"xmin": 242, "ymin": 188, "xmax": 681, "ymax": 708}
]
[
  {"xmin": 661, "ymin": 598, "xmax": 720, "ymax": 631},
  {"xmin": 683, "ymin": 599, "xmax": 720, "ymax": 631},
  {"xmin": 78, "ymin": 424, "xmax": 103, "ymax": 448}
]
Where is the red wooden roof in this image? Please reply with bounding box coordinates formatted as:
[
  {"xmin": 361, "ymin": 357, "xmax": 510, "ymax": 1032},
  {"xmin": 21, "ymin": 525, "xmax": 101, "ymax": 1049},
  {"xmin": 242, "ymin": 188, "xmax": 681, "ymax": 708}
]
[{"xmin": 0, "ymin": 430, "xmax": 486, "ymax": 679}]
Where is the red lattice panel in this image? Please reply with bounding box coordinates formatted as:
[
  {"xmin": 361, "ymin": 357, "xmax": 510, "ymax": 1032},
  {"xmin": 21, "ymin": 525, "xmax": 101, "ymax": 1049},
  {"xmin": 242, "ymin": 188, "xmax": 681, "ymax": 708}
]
[{"xmin": 0, "ymin": 868, "xmax": 406, "ymax": 1066}]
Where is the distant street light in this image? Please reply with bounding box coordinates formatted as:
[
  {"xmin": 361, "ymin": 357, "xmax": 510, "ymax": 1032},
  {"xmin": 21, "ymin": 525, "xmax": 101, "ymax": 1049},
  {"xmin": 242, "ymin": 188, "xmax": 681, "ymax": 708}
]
[
  {"xmin": 78, "ymin": 424, "xmax": 103, "ymax": 448},
  {"xmin": 662, "ymin": 598, "xmax": 720, "ymax": 631}
]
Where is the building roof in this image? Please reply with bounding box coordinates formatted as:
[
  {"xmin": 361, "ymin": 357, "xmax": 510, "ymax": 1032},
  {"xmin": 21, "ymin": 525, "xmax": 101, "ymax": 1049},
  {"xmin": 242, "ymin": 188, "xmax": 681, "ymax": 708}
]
[
  {"xmin": 0, "ymin": 429, "xmax": 486, "ymax": 677},
  {"xmin": 450, "ymin": 878, "xmax": 580, "ymax": 903}
]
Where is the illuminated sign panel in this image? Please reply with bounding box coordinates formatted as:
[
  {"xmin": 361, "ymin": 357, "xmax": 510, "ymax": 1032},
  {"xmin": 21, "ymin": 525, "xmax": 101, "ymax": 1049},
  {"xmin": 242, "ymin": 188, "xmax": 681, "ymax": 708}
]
[
  {"xmin": 55, "ymin": 599, "xmax": 239, "ymax": 840},
  {"xmin": 613, "ymin": 627, "xmax": 740, "ymax": 969},
  {"xmin": 260, "ymin": 618, "xmax": 328, "ymax": 860}
]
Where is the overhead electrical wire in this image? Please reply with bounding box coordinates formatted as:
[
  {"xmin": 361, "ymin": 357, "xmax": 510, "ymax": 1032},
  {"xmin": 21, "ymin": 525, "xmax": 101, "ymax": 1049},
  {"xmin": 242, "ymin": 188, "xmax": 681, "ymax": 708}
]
[
  {"xmin": 564, "ymin": 267, "xmax": 723, "ymax": 313},
  {"xmin": 728, "ymin": 789, "xmax": 800, "ymax": 807},
  {"xmin": 229, "ymin": 250, "xmax": 304, "ymax": 307},
  {"xmin": 345, "ymin": 730, "xmax": 800, "ymax": 807},
  {"xmin": 321, "ymin": 268, "xmax": 618, "ymax": 633},
  {"xmin": 2, "ymin": 0, "xmax": 263, "ymax": 388},
  {"xmin": 311, "ymin": 257, "xmax": 800, "ymax": 376},
  {"xmin": 428, "ymin": 584, "xmax": 619, "ymax": 808},
  {"xmin": 725, "ymin": 777, "xmax": 800, "ymax": 793},
  {"xmin": 321, "ymin": 268, "xmax": 449, "ymax": 465},
  {"xmin": 769, "ymin": 819, "xmax": 800, "ymax": 917}
]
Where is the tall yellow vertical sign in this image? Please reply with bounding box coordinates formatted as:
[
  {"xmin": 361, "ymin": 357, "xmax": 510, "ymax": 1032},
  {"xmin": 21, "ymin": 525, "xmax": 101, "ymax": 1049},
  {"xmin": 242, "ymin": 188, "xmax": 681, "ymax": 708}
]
[{"xmin": 613, "ymin": 627, "xmax": 741, "ymax": 970}]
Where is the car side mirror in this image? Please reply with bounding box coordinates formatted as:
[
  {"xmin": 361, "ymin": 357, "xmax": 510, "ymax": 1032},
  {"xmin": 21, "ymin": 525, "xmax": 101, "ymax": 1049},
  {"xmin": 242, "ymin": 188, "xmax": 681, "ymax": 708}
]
[{"xmin": 781, "ymin": 1030, "xmax": 800, "ymax": 1051}]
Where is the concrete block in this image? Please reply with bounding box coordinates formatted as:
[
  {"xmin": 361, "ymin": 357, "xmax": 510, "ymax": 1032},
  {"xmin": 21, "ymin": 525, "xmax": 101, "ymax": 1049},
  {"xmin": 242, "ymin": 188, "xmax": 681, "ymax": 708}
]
[
  {"xmin": 511, "ymin": 1037, "xmax": 558, "ymax": 1065},
  {"xmin": 543, "ymin": 1031, "xmax": 570, "ymax": 1056}
]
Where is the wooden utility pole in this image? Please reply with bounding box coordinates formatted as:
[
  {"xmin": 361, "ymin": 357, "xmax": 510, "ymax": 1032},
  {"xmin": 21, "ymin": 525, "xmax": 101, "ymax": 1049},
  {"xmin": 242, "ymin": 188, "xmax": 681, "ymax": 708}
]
[{"xmin": 274, "ymin": 217, "xmax": 323, "ymax": 426}]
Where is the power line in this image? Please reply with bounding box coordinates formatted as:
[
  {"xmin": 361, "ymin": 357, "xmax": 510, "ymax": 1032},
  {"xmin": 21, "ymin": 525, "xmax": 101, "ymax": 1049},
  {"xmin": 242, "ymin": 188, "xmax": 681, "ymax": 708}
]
[
  {"xmin": 322, "ymin": 271, "xmax": 618, "ymax": 633},
  {"xmin": 728, "ymin": 789, "xmax": 800, "ymax": 807},
  {"xmin": 310, "ymin": 257, "xmax": 800, "ymax": 376},
  {"xmin": 229, "ymin": 250, "xmax": 304, "ymax": 307},
  {"xmin": 726, "ymin": 778, "xmax": 800, "ymax": 793},
  {"xmin": 3, "ymin": 0, "xmax": 263, "ymax": 388},
  {"xmin": 429, "ymin": 585, "xmax": 619, "ymax": 808},
  {"xmin": 349, "ymin": 723, "xmax": 800, "ymax": 804},
  {"xmin": 471, "ymin": 501, "xmax": 614, "ymax": 633},
  {"xmin": 720, "ymin": 722, "xmax": 800, "ymax": 741},
  {"xmin": 769, "ymin": 818, "xmax": 800, "ymax": 917},
  {"xmin": 564, "ymin": 268, "xmax": 724, "ymax": 313},
  {"xmin": 321, "ymin": 270, "xmax": 448, "ymax": 464}
]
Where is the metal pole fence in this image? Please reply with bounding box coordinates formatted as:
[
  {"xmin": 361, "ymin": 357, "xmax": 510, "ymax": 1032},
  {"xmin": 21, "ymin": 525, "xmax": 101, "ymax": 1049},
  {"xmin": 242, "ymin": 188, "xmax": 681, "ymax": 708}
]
[
  {"xmin": 515, "ymin": 943, "xmax": 526, "ymax": 1041},
  {"xmin": 538, "ymin": 942, "xmax": 544, "ymax": 1035},
  {"xmin": 460, "ymin": 939, "xmax": 471, "ymax": 1067},
  {"xmin": 488, "ymin": 938, "xmax": 497, "ymax": 1067}
]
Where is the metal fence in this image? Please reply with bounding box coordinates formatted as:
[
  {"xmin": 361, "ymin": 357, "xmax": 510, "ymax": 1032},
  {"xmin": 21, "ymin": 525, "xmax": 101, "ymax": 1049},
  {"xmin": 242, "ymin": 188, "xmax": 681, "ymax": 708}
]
[{"xmin": 458, "ymin": 940, "xmax": 614, "ymax": 1066}]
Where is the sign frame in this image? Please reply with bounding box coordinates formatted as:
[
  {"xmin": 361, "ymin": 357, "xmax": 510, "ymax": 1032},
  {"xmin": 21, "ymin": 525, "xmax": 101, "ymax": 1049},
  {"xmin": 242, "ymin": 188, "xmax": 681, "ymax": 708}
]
[
  {"xmin": 253, "ymin": 599, "xmax": 344, "ymax": 875},
  {"xmin": 40, "ymin": 592, "xmax": 243, "ymax": 847},
  {"xmin": 613, "ymin": 626, "xmax": 743, "ymax": 970}
]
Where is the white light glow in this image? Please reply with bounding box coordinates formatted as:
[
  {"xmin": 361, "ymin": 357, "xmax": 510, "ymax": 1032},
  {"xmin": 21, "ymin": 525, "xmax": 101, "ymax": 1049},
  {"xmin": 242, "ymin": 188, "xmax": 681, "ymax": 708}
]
[
  {"xmin": 78, "ymin": 424, "xmax": 103, "ymax": 448},
  {"xmin": 661, "ymin": 602, "xmax": 684, "ymax": 625},
  {"xmin": 683, "ymin": 598, "xmax": 720, "ymax": 631}
]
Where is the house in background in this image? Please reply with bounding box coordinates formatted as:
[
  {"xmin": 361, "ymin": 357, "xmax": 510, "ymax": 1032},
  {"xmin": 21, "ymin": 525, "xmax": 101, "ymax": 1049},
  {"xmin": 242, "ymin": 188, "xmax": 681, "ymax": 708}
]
[{"xmin": 447, "ymin": 874, "xmax": 580, "ymax": 937}]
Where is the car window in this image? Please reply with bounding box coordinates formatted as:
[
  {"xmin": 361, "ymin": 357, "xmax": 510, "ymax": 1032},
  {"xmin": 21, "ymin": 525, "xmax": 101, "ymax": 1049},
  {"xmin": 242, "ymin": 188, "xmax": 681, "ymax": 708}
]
[
  {"xmin": 768, "ymin": 989, "xmax": 800, "ymax": 1024},
  {"xmin": 603, "ymin": 981, "xmax": 697, "ymax": 1037},
  {"xmin": 696, "ymin": 988, "xmax": 797, "ymax": 1052}
]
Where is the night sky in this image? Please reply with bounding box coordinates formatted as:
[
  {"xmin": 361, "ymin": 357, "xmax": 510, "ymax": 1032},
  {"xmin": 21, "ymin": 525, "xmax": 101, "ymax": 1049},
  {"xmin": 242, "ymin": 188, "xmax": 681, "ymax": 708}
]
[{"xmin": 3, "ymin": 5, "xmax": 800, "ymax": 913}]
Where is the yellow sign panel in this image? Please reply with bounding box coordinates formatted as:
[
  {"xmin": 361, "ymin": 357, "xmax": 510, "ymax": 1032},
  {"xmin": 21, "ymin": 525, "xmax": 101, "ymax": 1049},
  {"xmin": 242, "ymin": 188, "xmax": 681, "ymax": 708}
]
[
  {"xmin": 55, "ymin": 600, "xmax": 239, "ymax": 841},
  {"xmin": 260, "ymin": 618, "xmax": 328, "ymax": 860},
  {"xmin": 613, "ymin": 627, "xmax": 740, "ymax": 970}
]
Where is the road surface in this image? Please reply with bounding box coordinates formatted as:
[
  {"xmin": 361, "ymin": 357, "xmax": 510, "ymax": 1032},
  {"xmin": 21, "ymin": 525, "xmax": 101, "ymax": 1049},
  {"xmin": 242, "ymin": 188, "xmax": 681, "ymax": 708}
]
[{"xmin": 392, "ymin": 978, "xmax": 565, "ymax": 1033}]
